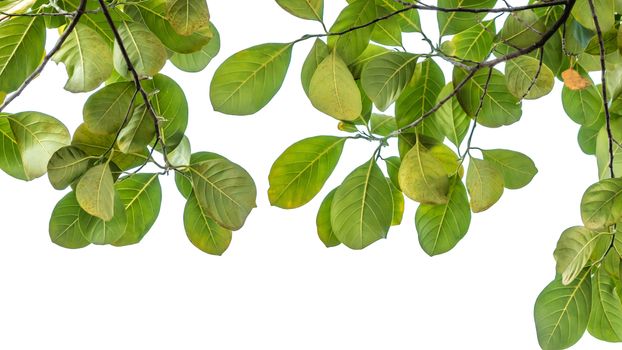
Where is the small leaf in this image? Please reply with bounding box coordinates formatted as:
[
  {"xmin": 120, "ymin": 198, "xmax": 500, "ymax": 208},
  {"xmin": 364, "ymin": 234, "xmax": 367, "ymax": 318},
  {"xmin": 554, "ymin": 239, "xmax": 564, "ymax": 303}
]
[
  {"xmin": 369, "ymin": 114, "xmax": 397, "ymax": 137},
  {"xmin": 268, "ymin": 136, "xmax": 346, "ymax": 208},
  {"xmin": 330, "ymin": 158, "xmax": 393, "ymax": 249},
  {"xmin": 316, "ymin": 188, "xmax": 341, "ymax": 248},
  {"xmin": 449, "ymin": 21, "xmax": 494, "ymax": 62},
  {"xmin": 309, "ymin": 52, "xmax": 362, "ymax": 121},
  {"xmin": 466, "ymin": 158, "xmax": 504, "ymax": 213},
  {"xmin": 184, "ymin": 194, "xmax": 232, "ymax": 255},
  {"xmin": 482, "ymin": 149, "xmax": 538, "ymax": 189},
  {"xmin": 47, "ymin": 146, "xmax": 93, "ymax": 190},
  {"xmin": 534, "ymin": 271, "xmax": 592, "ymax": 350},
  {"xmin": 49, "ymin": 192, "xmax": 90, "ymax": 249},
  {"xmin": 276, "ymin": 0, "xmax": 323, "ymax": 21},
  {"xmin": 210, "ymin": 43, "xmax": 293, "ymax": 115},
  {"xmin": 76, "ymin": 164, "xmax": 115, "ymax": 221}
]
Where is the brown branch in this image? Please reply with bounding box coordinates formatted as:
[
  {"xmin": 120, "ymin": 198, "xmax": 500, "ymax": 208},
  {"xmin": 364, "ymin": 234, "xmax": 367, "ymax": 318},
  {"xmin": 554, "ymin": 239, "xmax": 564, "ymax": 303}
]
[
  {"xmin": 587, "ymin": 0, "xmax": 615, "ymax": 179},
  {"xmin": 96, "ymin": 0, "xmax": 169, "ymax": 167},
  {"xmin": 0, "ymin": 0, "xmax": 88, "ymax": 113}
]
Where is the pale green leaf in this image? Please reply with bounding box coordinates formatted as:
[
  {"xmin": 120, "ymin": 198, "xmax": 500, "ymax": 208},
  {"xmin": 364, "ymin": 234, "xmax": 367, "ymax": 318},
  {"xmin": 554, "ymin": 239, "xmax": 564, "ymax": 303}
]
[
  {"xmin": 83, "ymin": 82, "xmax": 136, "ymax": 135},
  {"xmin": 588, "ymin": 269, "xmax": 622, "ymax": 342},
  {"xmin": 76, "ymin": 164, "xmax": 115, "ymax": 221},
  {"xmin": 581, "ymin": 178, "xmax": 622, "ymax": 230},
  {"xmin": 184, "ymin": 194, "xmax": 232, "ymax": 255},
  {"xmin": 505, "ymin": 56, "xmax": 555, "ymax": 100},
  {"xmin": 466, "ymin": 158, "xmax": 504, "ymax": 213},
  {"xmin": 432, "ymin": 83, "xmax": 470, "ymax": 148},
  {"xmin": 47, "ymin": 146, "xmax": 93, "ymax": 190},
  {"xmin": 165, "ymin": 0, "xmax": 210, "ymax": 36},
  {"xmin": 316, "ymin": 188, "xmax": 341, "ymax": 248},
  {"xmin": 49, "ymin": 192, "xmax": 90, "ymax": 249},
  {"xmin": 301, "ymin": 39, "xmax": 329, "ymax": 97},
  {"xmin": 361, "ymin": 52, "xmax": 418, "ymax": 111},
  {"xmin": 437, "ymin": 0, "xmax": 496, "ymax": 36},
  {"xmin": 0, "ymin": 16, "xmax": 45, "ymax": 93},
  {"xmin": 78, "ymin": 194, "xmax": 128, "ymax": 245},
  {"xmin": 113, "ymin": 21, "xmax": 167, "ymax": 78},
  {"xmin": 327, "ymin": 0, "xmax": 376, "ymax": 64},
  {"xmin": 399, "ymin": 142, "xmax": 449, "ymax": 205},
  {"xmin": 276, "ymin": 0, "xmax": 323, "ymax": 21},
  {"xmin": 482, "ymin": 149, "xmax": 538, "ymax": 189},
  {"xmin": 554, "ymin": 226, "xmax": 604, "ymax": 285}
]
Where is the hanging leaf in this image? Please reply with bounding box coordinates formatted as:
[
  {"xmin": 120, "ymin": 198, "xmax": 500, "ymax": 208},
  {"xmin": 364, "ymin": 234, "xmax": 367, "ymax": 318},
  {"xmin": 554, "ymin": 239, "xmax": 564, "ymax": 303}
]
[
  {"xmin": 433, "ymin": 83, "xmax": 470, "ymax": 148},
  {"xmin": 554, "ymin": 226, "xmax": 604, "ymax": 285},
  {"xmin": 499, "ymin": 10, "xmax": 546, "ymax": 49},
  {"xmin": 448, "ymin": 21, "xmax": 494, "ymax": 62},
  {"xmin": 371, "ymin": 6, "xmax": 402, "ymax": 47},
  {"xmin": 481, "ymin": 149, "xmax": 538, "ymax": 189},
  {"xmin": 276, "ymin": 0, "xmax": 323, "ymax": 22},
  {"xmin": 268, "ymin": 136, "xmax": 346, "ymax": 208},
  {"xmin": 76, "ymin": 164, "xmax": 115, "ymax": 221},
  {"xmin": 47, "ymin": 146, "xmax": 94, "ymax": 190},
  {"xmin": 437, "ymin": 0, "xmax": 496, "ymax": 36},
  {"xmin": 361, "ymin": 52, "xmax": 418, "ymax": 111},
  {"xmin": 78, "ymin": 195, "xmax": 128, "ymax": 245},
  {"xmin": 143, "ymin": 74, "xmax": 188, "ymax": 148},
  {"xmin": 562, "ymin": 80, "xmax": 602, "ymax": 126},
  {"xmin": 113, "ymin": 21, "xmax": 167, "ymax": 78},
  {"xmin": 534, "ymin": 271, "xmax": 592, "ymax": 350},
  {"xmin": 113, "ymin": 173, "xmax": 162, "ymax": 246},
  {"xmin": 0, "ymin": 16, "xmax": 45, "ymax": 93},
  {"xmin": 0, "ymin": 116, "xmax": 26, "ymax": 180},
  {"xmin": 327, "ymin": 0, "xmax": 376, "ymax": 64},
  {"xmin": 330, "ymin": 158, "xmax": 393, "ymax": 249},
  {"xmin": 415, "ymin": 177, "xmax": 471, "ymax": 256},
  {"xmin": 588, "ymin": 269, "xmax": 622, "ymax": 341},
  {"xmin": 210, "ymin": 43, "xmax": 293, "ymax": 115},
  {"xmin": 301, "ymin": 39, "xmax": 330, "ymax": 97},
  {"xmin": 505, "ymin": 56, "xmax": 555, "ymax": 100},
  {"xmin": 466, "ymin": 158, "xmax": 504, "ymax": 213},
  {"xmin": 49, "ymin": 192, "xmax": 90, "ymax": 249},
  {"xmin": 572, "ymin": 0, "xmax": 615, "ymax": 32},
  {"xmin": 83, "ymin": 82, "xmax": 136, "ymax": 135},
  {"xmin": 309, "ymin": 52, "xmax": 362, "ymax": 121},
  {"xmin": 376, "ymin": 0, "xmax": 420, "ymax": 32},
  {"xmin": 170, "ymin": 23, "xmax": 220, "ymax": 72},
  {"xmin": 165, "ymin": 0, "xmax": 210, "ymax": 36},
  {"xmin": 399, "ymin": 142, "xmax": 450, "ymax": 205},
  {"xmin": 117, "ymin": 103, "xmax": 156, "ymax": 154},
  {"xmin": 184, "ymin": 194, "xmax": 232, "ymax": 255},
  {"xmin": 581, "ymin": 178, "xmax": 622, "ymax": 230},
  {"xmin": 316, "ymin": 188, "xmax": 341, "ymax": 248},
  {"xmin": 52, "ymin": 24, "xmax": 113, "ymax": 93}
]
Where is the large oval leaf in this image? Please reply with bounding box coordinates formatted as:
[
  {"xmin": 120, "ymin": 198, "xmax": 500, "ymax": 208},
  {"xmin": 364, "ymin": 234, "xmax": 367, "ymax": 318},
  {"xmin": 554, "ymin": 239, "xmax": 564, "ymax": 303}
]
[
  {"xmin": 165, "ymin": 0, "xmax": 210, "ymax": 36},
  {"xmin": 143, "ymin": 74, "xmax": 188, "ymax": 148},
  {"xmin": 210, "ymin": 43, "xmax": 293, "ymax": 115},
  {"xmin": 330, "ymin": 159, "xmax": 393, "ymax": 249},
  {"xmin": 466, "ymin": 158, "xmax": 504, "ymax": 213},
  {"xmin": 190, "ymin": 155, "xmax": 257, "ymax": 230},
  {"xmin": 183, "ymin": 194, "xmax": 232, "ymax": 255},
  {"xmin": 415, "ymin": 177, "xmax": 471, "ymax": 256},
  {"xmin": 76, "ymin": 164, "xmax": 115, "ymax": 221},
  {"xmin": 309, "ymin": 52, "xmax": 362, "ymax": 121},
  {"xmin": 78, "ymin": 195, "xmax": 128, "ymax": 245},
  {"xmin": 113, "ymin": 21, "xmax": 167, "ymax": 78},
  {"xmin": 52, "ymin": 23, "xmax": 113, "ymax": 93},
  {"xmin": 572, "ymin": 0, "xmax": 615, "ymax": 32},
  {"xmin": 399, "ymin": 142, "xmax": 449, "ymax": 205},
  {"xmin": 554, "ymin": 226, "xmax": 604, "ymax": 285},
  {"xmin": 47, "ymin": 146, "xmax": 93, "ymax": 190},
  {"xmin": 588, "ymin": 269, "xmax": 622, "ymax": 341},
  {"xmin": 301, "ymin": 39, "xmax": 329, "ymax": 97},
  {"xmin": 83, "ymin": 82, "xmax": 136, "ymax": 135},
  {"xmin": 481, "ymin": 149, "xmax": 538, "ymax": 189},
  {"xmin": 561, "ymin": 81, "xmax": 602, "ymax": 126},
  {"xmin": 505, "ymin": 56, "xmax": 554, "ymax": 100},
  {"xmin": 581, "ymin": 178, "xmax": 622, "ymax": 230},
  {"xmin": 327, "ymin": 0, "xmax": 376, "ymax": 64},
  {"xmin": 361, "ymin": 52, "xmax": 418, "ymax": 111},
  {"xmin": 534, "ymin": 271, "xmax": 592, "ymax": 350},
  {"xmin": 8, "ymin": 111, "xmax": 71, "ymax": 180},
  {"xmin": 0, "ymin": 16, "xmax": 45, "ymax": 93},
  {"xmin": 113, "ymin": 173, "xmax": 162, "ymax": 246},
  {"xmin": 448, "ymin": 21, "xmax": 494, "ymax": 62},
  {"xmin": 49, "ymin": 192, "xmax": 90, "ymax": 249},
  {"xmin": 268, "ymin": 136, "xmax": 346, "ymax": 208}
]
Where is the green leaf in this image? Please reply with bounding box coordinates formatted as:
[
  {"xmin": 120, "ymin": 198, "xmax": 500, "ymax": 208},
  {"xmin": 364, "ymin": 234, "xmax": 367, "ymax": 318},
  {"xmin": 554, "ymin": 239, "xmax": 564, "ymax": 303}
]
[
  {"xmin": 316, "ymin": 188, "xmax": 341, "ymax": 248},
  {"xmin": 47, "ymin": 146, "xmax": 93, "ymax": 190},
  {"xmin": 174, "ymin": 151, "xmax": 217, "ymax": 199},
  {"xmin": 190, "ymin": 155, "xmax": 257, "ymax": 230},
  {"xmin": 309, "ymin": 52, "xmax": 362, "ymax": 121},
  {"xmin": 415, "ymin": 177, "xmax": 471, "ymax": 256},
  {"xmin": 347, "ymin": 44, "xmax": 389, "ymax": 79},
  {"xmin": 361, "ymin": 52, "xmax": 418, "ymax": 111},
  {"xmin": 376, "ymin": 0, "xmax": 420, "ymax": 32},
  {"xmin": 0, "ymin": 16, "xmax": 45, "ymax": 93},
  {"xmin": 8, "ymin": 111, "xmax": 71, "ymax": 180},
  {"xmin": 184, "ymin": 194, "xmax": 232, "ymax": 255},
  {"xmin": 165, "ymin": 0, "xmax": 210, "ymax": 36},
  {"xmin": 83, "ymin": 82, "xmax": 136, "ymax": 135},
  {"xmin": 572, "ymin": 0, "xmax": 615, "ymax": 32},
  {"xmin": 0, "ymin": 116, "xmax": 26, "ymax": 180},
  {"xmin": 432, "ymin": 83, "xmax": 470, "ymax": 148},
  {"xmin": 52, "ymin": 24, "xmax": 113, "ymax": 93},
  {"xmin": 113, "ymin": 21, "xmax": 167, "ymax": 78},
  {"xmin": 581, "ymin": 178, "xmax": 622, "ymax": 230},
  {"xmin": 276, "ymin": 0, "xmax": 323, "ymax": 21},
  {"xmin": 466, "ymin": 158, "xmax": 504, "ymax": 213},
  {"xmin": 534, "ymin": 271, "xmax": 592, "ymax": 350},
  {"xmin": 437, "ymin": 0, "xmax": 496, "ymax": 36},
  {"xmin": 78, "ymin": 195, "xmax": 128, "ymax": 245},
  {"xmin": 399, "ymin": 142, "xmax": 450, "ymax": 205},
  {"xmin": 117, "ymin": 103, "xmax": 156, "ymax": 154},
  {"xmin": 210, "ymin": 43, "xmax": 293, "ymax": 115},
  {"xmin": 384, "ymin": 156, "xmax": 400, "ymax": 190},
  {"xmin": 113, "ymin": 173, "xmax": 162, "ymax": 246},
  {"xmin": 125, "ymin": 0, "xmax": 212, "ymax": 53},
  {"xmin": 481, "ymin": 149, "xmax": 538, "ymax": 189},
  {"xmin": 327, "ymin": 0, "xmax": 376, "ymax": 64},
  {"xmin": 268, "ymin": 136, "xmax": 346, "ymax": 209},
  {"xmin": 170, "ymin": 23, "xmax": 220, "ymax": 72},
  {"xmin": 448, "ymin": 21, "xmax": 494, "ymax": 62},
  {"xmin": 505, "ymin": 56, "xmax": 555, "ymax": 100},
  {"xmin": 554, "ymin": 226, "xmax": 604, "ymax": 285},
  {"xmin": 579, "ymin": 124, "xmax": 600, "ymax": 155},
  {"xmin": 301, "ymin": 39, "xmax": 329, "ymax": 97},
  {"xmin": 562, "ymin": 82, "xmax": 602, "ymax": 126},
  {"xmin": 588, "ymin": 269, "xmax": 622, "ymax": 341},
  {"xmin": 49, "ymin": 192, "xmax": 90, "ymax": 249},
  {"xmin": 76, "ymin": 164, "xmax": 115, "ymax": 221},
  {"xmin": 167, "ymin": 135, "xmax": 191, "ymax": 168},
  {"xmin": 370, "ymin": 114, "xmax": 397, "ymax": 137},
  {"xmin": 596, "ymin": 118, "xmax": 622, "ymax": 179},
  {"xmin": 499, "ymin": 10, "xmax": 546, "ymax": 49},
  {"xmin": 389, "ymin": 180, "xmax": 404, "ymax": 226},
  {"xmin": 330, "ymin": 158, "xmax": 393, "ymax": 249},
  {"xmin": 396, "ymin": 59, "xmax": 445, "ymax": 140},
  {"xmin": 585, "ymin": 30, "xmax": 618, "ymax": 55},
  {"xmin": 58, "ymin": 0, "xmax": 128, "ymax": 45},
  {"xmin": 143, "ymin": 74, "xmax": 188, "ymax": 148},
  {"xmin": 370, "ymin": 6, "xmax": 402, "ymax": 47},
  {"xmin": 454, "ymin": 67, "xmax": 522, "ymax": 128}
]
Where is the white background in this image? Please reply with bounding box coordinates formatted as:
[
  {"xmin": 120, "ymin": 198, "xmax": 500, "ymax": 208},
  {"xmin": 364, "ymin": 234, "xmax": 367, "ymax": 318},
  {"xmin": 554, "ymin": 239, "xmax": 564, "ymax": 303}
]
[{"xmin": 0, "ymin": 1, "xmax": 618, "ymax": 349}]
